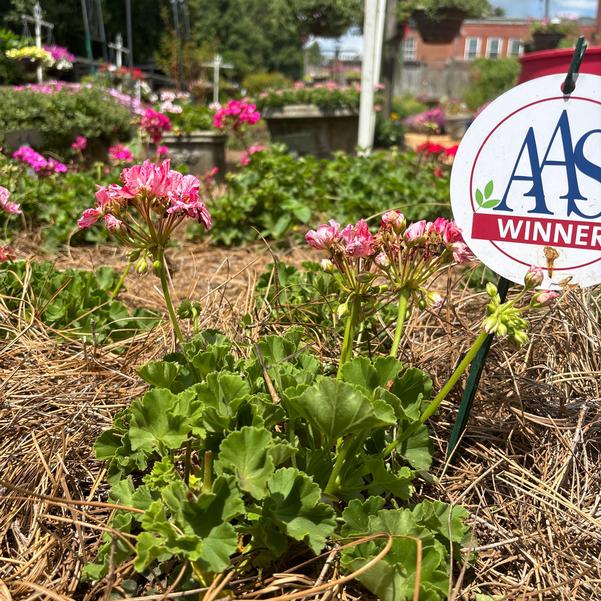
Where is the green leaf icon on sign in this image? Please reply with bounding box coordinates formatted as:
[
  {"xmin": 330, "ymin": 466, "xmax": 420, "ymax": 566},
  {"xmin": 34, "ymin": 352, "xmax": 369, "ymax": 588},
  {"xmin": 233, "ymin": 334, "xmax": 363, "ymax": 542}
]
[
  {"xmin": 484, "ymin": 180, "xmax": 494, "ymax": 199},
  {"xmin": 475, "ymin": 181, "xmax": 501, "ymax": 209}
]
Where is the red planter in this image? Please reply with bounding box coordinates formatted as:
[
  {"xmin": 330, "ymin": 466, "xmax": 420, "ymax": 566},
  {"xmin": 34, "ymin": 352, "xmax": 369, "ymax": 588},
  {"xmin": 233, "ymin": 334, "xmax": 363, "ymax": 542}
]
[{"xmin": 518, "ymin": 47, "xmax": 601, "ymax": 84}]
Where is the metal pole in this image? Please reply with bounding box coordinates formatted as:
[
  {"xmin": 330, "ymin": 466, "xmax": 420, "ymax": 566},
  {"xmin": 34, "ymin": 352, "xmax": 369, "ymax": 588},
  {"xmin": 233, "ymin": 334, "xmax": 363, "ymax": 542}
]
[
  {"xmin": 171, "ymin": 0, "xmax": 183, "ymax": 89},
  {"xmin": 81, "ymin": 0, "xmax": 95, "ymax": 74},
  {"xmin": 544, "ymin": 0, "xmax": 550, "ymax": 19},
  {"xmin": 125, "ymin": 0, "xmax": 133, "ymax": 67},
  {"xmin": 213, "ymin": 54, "xmax": 222, "ymax": 104},
  {"xmin": 33, "ymin": 2, "xmax": 42, "ymax": 83}
]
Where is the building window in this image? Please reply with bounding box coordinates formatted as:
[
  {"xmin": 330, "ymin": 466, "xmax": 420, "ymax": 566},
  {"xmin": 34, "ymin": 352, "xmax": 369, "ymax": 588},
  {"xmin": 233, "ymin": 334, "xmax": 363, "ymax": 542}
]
[
  {"xmin": 508, "ymin": 38, "xmax": 523, "ymax": 57},
  {"xmin": 486, "ymin": 38, "xmax": 503, "ymax": 58},
  {"xmin": 464, "ymin": 37, "xmax": 480, "ymax": 60},
  {"xmin": 403, "ymin": 37, "xmax": 417, "ymax": 61}
]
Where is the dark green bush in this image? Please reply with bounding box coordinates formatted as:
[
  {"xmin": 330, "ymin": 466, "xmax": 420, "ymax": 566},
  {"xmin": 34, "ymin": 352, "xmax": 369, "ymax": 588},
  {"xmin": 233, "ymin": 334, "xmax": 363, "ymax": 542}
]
[{"xmin": 0, "ymin": 86, "xmax": 133, "ymax": 155}]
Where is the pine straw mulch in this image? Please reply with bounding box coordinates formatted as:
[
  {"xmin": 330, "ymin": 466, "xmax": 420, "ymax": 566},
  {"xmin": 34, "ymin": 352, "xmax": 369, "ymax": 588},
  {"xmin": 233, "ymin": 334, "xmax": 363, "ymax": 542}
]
[{"xmin": 1, "ymin": 241, "xmax": 600, "ymax": 600}]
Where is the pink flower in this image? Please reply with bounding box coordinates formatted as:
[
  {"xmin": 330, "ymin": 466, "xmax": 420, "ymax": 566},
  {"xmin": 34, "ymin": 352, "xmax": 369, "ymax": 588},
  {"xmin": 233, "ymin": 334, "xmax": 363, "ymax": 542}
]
[
  {"xmin": 443, "ymin": 220, "xmax": 463, "ymax": 244},
  {"xmin": 213, "ymin": 99, "xmax": 261, "ymax": 131},
  {"xmin": 375, "ymin": 252, "xmax": 390, "ymax": 269},
  {"xmin": 531, "ymin": 290, "xmax": 558, "ymax": 307},
  {"xmin": 166, "ymin": 171, "xmax": 211, "ymax": 229},
  {"xmin": 157, "ymin": 145, "xmax": 169, "ymax": 157},
  {"xmin": 109, "ymin": 144, "xmax": 134, "ymax": 163},
  {"xmin": 445, "ymin": 144, "xmax": 459, "ymax": 158},
  {"xmin": 45, "ymin": 158, "xmax": 68, "ymax": 174},
  {"xmin": 0, "ymin": 245, "xmax": 15, "ymax": 262},
  {"xmin": 78, "ymin": 208, "xmax": 102, "ymax": 229},
  {"xmin": 427, "ymin": 217, "xmax": 449, "ymax": 237},
  {"xmin": 104, "ymin": 213, "xmax": 124, "ymax": 232},
  {"xmin": 305, "ymin": 219, "xmax": 342, "ymax": 250},
  {"xmin": 0, "ymin": 186, "xmax": 21, "ymax": 215},
  {"xmin": 404, "ymin": 220, "xmax": 427, "ymax": 243},
  {"xmin": 12, "ymin": 145, "xmax": 47, "ymax": 171},
  {"xmin": 140, "ymin": 108, "xmax": 172, "ymax": 143},
  {"xmin": 71, "ymin": 136, "xmax": 87, "ymax": 151},
  {"xmin": 95, "ymin": 183, "xmax": 129, "ymax": 209},
  {"xmin": 342, "ymin": 220, "xmax": 375, "ymax": 257},
  {"xmin": 381, "ymin": 210, "xmax": 406, "ymax": 233},
  {"xmin": 524, "ymin": 266, "xmax": 544, "ymax": 289},
  {"xmin": 239, "ymin": 144, "xmax": 265, "ymax": 166},
  {"xmin": 450, "ymin": 242, "xmax": 473, "ymax": 264},
  {"xmin": 121, "ymin": 159, "xmax": 171, "ymax": 198}
]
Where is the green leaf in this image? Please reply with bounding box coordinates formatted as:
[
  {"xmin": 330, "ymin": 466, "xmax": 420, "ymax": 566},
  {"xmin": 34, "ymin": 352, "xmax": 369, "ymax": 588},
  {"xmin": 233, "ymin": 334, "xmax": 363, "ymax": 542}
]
[
  {"xmin": 365, "ymin": 458, "xmax": 414, "ymax": 500},
  {"xmin": 481, "ymin": 198, "xmax": 501, "ymax": 209},
  {"xmin": 128, "ymin": 389, "xmax": 190, "ymax": 453},
  {"xmin": 264, "ymin": 467, "xmax": 336, "ymax": 554},
  {"xmin": 484, "ymin": 180, "xmax": 494, "ymax": 199},
  {"xmin": 215, "ymin": 426, "xmax": 275, "ymax": 499},
  {"xmin": 390, "ymin": 368, "xmax": 432, "ymax": 419},
  {"xmin": 412, "ymin": 500, "xmax": 470, "ymax": 545},
  {"xmin": 138, "ymin": 361, "xmax": 180, "ymax": 390},
  {"xmin": 341, "ymin": 496, "xmax": 386, "ymax": 537},
  {"xmin": 94, "ymin": 429, "xmax": 123, "ymax": 460},
  {"xmin": 288, "ymin": 378, "xmax": 396, "ymax": 447},
  {"xmin": 475, "ymin": 188, "xmax": 484, "ymax": 206},
  {"xmin": 399, "ymin": 423, "xmax": 433, "ymax": 471}
]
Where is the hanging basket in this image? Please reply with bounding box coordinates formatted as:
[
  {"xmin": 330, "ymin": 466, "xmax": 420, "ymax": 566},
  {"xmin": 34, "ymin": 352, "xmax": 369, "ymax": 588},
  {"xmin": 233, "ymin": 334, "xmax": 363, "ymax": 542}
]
[
  {"xmin": 412, "ymin": 8, "xmax": 467, "ymax": 44},
  {"xmin": 531, "ymin": 32, "xmax": 564, "ymax": 52}
]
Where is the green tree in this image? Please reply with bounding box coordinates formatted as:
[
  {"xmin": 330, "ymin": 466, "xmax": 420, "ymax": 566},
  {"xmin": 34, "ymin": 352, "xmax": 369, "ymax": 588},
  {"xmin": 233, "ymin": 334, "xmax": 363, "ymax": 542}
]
[{"xmin": 463, "ymin": 57, "xmax": 520, "ymax": 111}]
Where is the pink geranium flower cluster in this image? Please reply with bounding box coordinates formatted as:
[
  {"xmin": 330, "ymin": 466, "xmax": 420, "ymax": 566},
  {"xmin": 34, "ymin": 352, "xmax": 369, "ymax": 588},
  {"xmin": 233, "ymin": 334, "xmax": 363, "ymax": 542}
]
[
  {"xmin": 0, "ymin": 244, "xmax": 15, "ymax": 262},
  {"xmin": 213, "ymin": 99, "xmax": 261, "ymax": 130},
  {"xmin": 71, "ymin": 136, "xmax": 88, "ymax": 152},
  {"xmin": 0, "ymin": 186, "xmax": 21, "ymax": 215},
  {"xmin": 109, "ymin": 144, "xmax": 134, "ymax": 163},
  {"xmin": 12, "ymin": 146, "xmax": 68, "ymax": 175},
  {"xmin": 306, "ymin": 212, "xmax": 473, "ymax": 307},
  {"xmin": 78, "ymin": 159, "xmax": 211, "ymax": 251},
  {"xmin": 140, "ymin": 108, "xmax": 172, "ymax": 144},
  {"xmin": 240, "ymin": 144, "xmax": 265, "ymax": 166},
  {"xmin": 44, "ymin": 45, "xmax": 75, "ymax": 64}
]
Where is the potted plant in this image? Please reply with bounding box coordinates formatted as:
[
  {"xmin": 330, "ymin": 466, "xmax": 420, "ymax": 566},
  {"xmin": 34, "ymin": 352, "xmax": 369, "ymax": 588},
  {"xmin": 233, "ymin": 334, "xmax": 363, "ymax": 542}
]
[
  {"xmin": 409, "ymin": 0, "xmax": 491, "ymax": 44},
  {"xmin": 160, "ymin": 101, "xmax": 226, "ymax": 178},
  {"xmin": 5, "ymin": 45, "xmax": 53, "ymax": 73},
  {"xmin": 256, "ymin": 82, "xmax": 363, "ymax": 157},
  {"xmin": 528, "ymin": 19, "xmax": 579, "ymax": 52}
]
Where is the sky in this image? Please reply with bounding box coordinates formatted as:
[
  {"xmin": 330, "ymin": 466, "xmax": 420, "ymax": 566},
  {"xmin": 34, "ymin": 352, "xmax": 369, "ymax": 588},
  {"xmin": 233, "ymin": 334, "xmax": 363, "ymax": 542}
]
[{"xmin": 316, "ymin": 0, "xmax": 598, "ymax": 56}]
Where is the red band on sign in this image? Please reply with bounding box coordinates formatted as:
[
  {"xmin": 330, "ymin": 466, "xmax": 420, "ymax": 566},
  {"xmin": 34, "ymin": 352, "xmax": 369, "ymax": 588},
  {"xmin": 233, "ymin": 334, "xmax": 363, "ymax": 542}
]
[{"xmin": 472, "ymin": 213, "xmax": 601, "ymax": 251}]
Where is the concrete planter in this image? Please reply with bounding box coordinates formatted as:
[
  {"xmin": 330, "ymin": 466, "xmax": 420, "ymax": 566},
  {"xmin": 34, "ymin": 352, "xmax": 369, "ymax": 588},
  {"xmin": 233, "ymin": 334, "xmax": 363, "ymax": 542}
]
[
  {"xmin": 161, "ymin": 131, "xmax": 226, "ymax": 179},
  {"xmin": 444, "ymin": 114, "xmax": 472, "ymax": 140},
  {"xmin": 264, "ymin": 105, "xmax": 358, "ymax": 157}
]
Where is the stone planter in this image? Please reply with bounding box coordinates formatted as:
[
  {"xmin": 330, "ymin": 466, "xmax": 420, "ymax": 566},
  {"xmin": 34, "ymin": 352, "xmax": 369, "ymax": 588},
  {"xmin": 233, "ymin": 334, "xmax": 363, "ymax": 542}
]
[
  {"xmin": 444, "ymin": 114, "xmax": 472, "ymax": 140},
  {"xmin": 264, "ymin": 105, "xmax": 358, "ymax": 157},
  {"xmin": 161, "ymin": 131, "xmax": 226, "ymax": 179}
]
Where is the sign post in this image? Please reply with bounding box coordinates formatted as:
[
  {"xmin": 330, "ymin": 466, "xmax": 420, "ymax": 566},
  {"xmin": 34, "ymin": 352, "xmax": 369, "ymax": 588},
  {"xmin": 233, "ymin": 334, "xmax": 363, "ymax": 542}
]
[
  {"xmin": 448, "ymin": 39, "xmax": 599, "ymax": 458},
  {"xmin": 21, "ymin": 2, "xmax": 53, "ymax": 84},
  {"xmin": 108, "ymin": 33, "xmax": 130, "ymax": 69},
  {"xmin": 202, "ymin": 55, "xmax": 234, "ymax": 105}
]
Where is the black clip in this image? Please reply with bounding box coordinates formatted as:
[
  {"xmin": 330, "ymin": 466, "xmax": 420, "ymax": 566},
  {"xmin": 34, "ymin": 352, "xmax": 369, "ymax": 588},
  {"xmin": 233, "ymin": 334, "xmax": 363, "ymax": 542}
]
[{"xmin": 562, "ymin": 35, "xmax": 587, "ymax": 95}]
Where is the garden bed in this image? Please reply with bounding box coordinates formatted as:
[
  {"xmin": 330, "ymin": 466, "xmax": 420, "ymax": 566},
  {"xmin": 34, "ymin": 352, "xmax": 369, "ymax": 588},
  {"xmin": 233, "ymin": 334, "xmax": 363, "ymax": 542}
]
[{"xmin": 1, "ymin": 239, "xmax": 600, "ymax": 600}]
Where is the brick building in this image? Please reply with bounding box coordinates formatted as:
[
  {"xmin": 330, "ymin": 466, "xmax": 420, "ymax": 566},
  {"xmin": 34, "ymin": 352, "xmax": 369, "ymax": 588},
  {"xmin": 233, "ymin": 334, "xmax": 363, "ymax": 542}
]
[{"xmin": 402, "ymin": 17, "xmax": 599, "ymax": 67}]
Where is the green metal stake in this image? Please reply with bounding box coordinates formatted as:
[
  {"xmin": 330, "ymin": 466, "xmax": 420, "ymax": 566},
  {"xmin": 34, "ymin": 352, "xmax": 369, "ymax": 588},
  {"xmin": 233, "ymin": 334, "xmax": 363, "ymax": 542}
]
[
  {"xmin": 446, "ymin": 276, "xmax": 510, "ymax": 460},
  {"xmin": 562, "ymin": 36, "xmax": 587, "ymax": 95}
]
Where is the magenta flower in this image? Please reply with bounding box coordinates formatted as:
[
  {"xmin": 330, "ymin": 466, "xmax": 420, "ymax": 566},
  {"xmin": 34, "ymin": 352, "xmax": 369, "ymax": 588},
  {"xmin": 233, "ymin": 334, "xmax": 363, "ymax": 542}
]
[
  {"xmin": 140, "ymin": 108, "xmax": 172, "ymax": 144},
  {"xmin": 71, "ymin": 136, "xmax": 88, "ymax": 152},
  {"xmin": 0, "ymin": 186, "xmax": 21, "ymax": 215},
  {"xmin": 305, "ymin": 219, "xmax": 342, "ymax": 250},
  {"xmin": 240, "ymin": 144, "xmax": 266, "ymax": 166},
  {"xmin": 121, "ymin": 159, "xmax": 171, "ymax": 199},
  {"xmin": 104, "ymin": 214, "xmax": 124, "ymax": 232},
  {"xmin": 442, "ymin": 220, "xmax": 463, "ymax": 244},
  {"xmin": 404, "ymin": 220, "xmax": 427, "ymax": 243},
  {"xmin": 0, "ymin": 245, "xmax": 16, "ymax": 262},
  {"xmin": 77, "ymin": 208, "xmax": 102, "ymax": 229},
  {"xmin": 157, "ymin": 145, "xmax": 169, "ymax": 157},
  {"xmin": 213, "ymin": 99, "xmax": 261, "ymax": 130},
  {"xmin": 109, "ymin": 144, "xmax": 134, "ymax": 163},
  {"xmin": 341, "ymin": 220, "xmax": 375, "ymax": 257},
  {"xmin": 449, "ymin": 242, "xmax": 473, "ymax": 264},
  {"xmin": 12, "ymin": 145, "xmax": 67, "ymax": 175}
]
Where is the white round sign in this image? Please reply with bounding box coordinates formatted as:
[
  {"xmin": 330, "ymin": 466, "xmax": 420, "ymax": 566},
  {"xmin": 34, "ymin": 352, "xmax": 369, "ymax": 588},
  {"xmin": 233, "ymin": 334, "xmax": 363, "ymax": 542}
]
[{"xmin": 451, "ymin": 73, "xmax": 601, "ymax": 288}]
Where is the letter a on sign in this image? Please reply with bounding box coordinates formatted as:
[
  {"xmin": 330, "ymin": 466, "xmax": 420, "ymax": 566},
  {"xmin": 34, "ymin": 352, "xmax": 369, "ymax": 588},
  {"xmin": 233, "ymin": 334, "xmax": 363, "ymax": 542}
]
[{"xmin": 450, "ymin": 73, "xmax": 601, "ymax": 288}]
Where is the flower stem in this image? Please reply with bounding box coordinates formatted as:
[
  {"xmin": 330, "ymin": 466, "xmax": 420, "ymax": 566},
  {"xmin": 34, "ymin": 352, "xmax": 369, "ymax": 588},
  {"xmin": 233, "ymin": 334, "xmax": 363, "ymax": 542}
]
[
  {"xmin": 337, "ymin": 296, "xmax": 361, "ymax": 378},
  {"xmin": 110, "ymin": 259, "xmax": 132, "ymax": 299},
  {"xmin": 384, "ymin": 330, "xmax": 489, "ymax": 458},
  {"xmin": 389, "ymin": 288, "xmax": 410, "ymax": 358},
  {"xmin": 419, "ymin": 330, "xmax": 488, "ymax": 424},
  {"xmin": 324, "ymin": 437, "xmax": 352, "ymax": 497},
  {"xmin": 203, "ymin": 450, "xmax": 213, "ymax": 491},
  {"xmin": 157, "ymin": 247, "xmax": 185, "ymax": 345}
]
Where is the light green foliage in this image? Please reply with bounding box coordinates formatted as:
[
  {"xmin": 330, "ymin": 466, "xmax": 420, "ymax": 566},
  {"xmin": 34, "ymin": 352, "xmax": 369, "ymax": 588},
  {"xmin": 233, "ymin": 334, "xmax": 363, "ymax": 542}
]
[
  {"xmin": 86, "ymin": 327, "xmax": 469, "ymax": 594},
  {"xmin": 242, "ymin": 71, "xmax": 292, "ymax": 95},
  {"xmin": 463, "ymin": 58, "xmax": 520, "ymax": 111},
  {"xmin": 0, "ymin": 86, "xmax": 132, "ymax": 154},
  {"xmin": 169, "ymin": 104, "xmax": 215, "ymax": 134},
  {"xmin": 0, "ymin": 261, "xmax": 157, "ymax": 344},
  {"xmin": 204, "ymin": 146, "xmax": 451, "ymax": 245}
]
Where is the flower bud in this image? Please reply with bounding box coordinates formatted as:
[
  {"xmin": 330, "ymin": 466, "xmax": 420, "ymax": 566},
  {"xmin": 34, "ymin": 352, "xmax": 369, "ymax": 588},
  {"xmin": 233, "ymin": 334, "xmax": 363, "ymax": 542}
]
[
  {"xmin": 483, "ymin": 315, "xmax": 499, "ymax": 334},
  {"xmin": 524, "ymin": 265, "xmax": 543, "ymax": 289},
  {"xmin": 128, "ymin": 249, "xmax": 141, "ymax": 261},
  {"xmin": 485, "ymin": 282, "xmax": 498, "ymax": 298},
  {"xmin": 152, "ymin": 260, "xmax": 162, "ymax": 275},
  {"xmin": 135, "ymin": 257, "xmax": 148, "ymax": 274},
  {"xmin": 381, "ymin": 210, "xmax": 406, "ymax": 234},
  {"xmin": 374, "ymin": 252, "xmax": 390, "ymax": 269},
  {"xmin": 426, "ymin": 291, "xmax": 443, "ymax": 309},
  {"xmin": 531, "ymin": 290, "xmax": 558, "ymax": 308},
  {"xmin": 320, "ymin": 258, "xmax": 334, "ymax": 273},
  {"xmin": 509, "ymin": 330, "xmax": 529, "ymax": 347}
]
